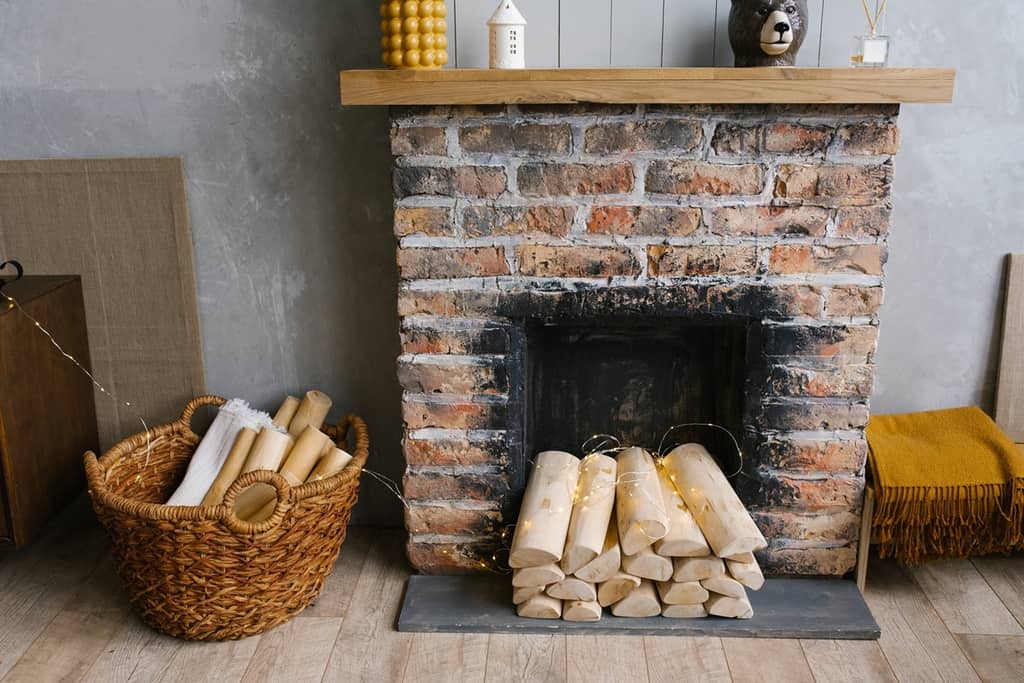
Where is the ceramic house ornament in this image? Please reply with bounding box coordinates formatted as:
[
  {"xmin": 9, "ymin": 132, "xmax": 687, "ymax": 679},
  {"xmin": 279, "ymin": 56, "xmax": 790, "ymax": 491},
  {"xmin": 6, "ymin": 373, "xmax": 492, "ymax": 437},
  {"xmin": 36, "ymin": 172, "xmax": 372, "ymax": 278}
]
[{"xmin": 488, "ymin": 0, "xmax": 527, "ymax": 69}]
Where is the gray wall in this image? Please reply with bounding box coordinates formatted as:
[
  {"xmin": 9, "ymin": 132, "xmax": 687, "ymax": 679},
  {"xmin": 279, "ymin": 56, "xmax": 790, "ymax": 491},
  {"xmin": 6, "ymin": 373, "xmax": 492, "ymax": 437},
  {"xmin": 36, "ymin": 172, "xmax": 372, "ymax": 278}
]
[{"xmin": 1, "ymin": 1, "xmax": 1021, "ymax": 525}]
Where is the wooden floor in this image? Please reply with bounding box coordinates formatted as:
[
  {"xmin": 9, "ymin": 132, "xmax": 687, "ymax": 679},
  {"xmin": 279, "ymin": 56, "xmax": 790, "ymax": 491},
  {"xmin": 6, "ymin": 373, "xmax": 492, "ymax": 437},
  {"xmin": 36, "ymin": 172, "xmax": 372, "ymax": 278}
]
[{"xmin": 2, "ymin": 510, "xmax": 1024, "ymax": 683}]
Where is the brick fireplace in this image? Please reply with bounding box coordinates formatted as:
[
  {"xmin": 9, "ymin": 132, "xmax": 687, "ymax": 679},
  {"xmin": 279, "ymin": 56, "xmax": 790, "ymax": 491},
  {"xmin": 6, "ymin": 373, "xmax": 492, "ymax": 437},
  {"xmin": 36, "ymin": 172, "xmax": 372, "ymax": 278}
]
[{"xmin": 391, "ymin": 102, "xmax": 898, "ymax": 577}]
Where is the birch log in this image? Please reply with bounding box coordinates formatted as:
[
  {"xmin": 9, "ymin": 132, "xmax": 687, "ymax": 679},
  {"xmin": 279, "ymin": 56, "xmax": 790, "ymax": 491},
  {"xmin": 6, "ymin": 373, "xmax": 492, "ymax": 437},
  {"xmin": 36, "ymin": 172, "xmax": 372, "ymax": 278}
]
[
  {"xmin": 272, "ymin": 395, "xmax": 301, "ymax": 429},
  {"xmin": 574, "ymin": 523, "xmax": 621, "ymax": 584},
  {"xmin": 610, "ymin": 580, "xmax": 661, "ymax": 618},
  {"xmin": 673, "ymin": 556, "xmax": 725, "ymax": 583},
  {"xmin": 288, "ymin": 390, "xmax": 333, "ymax": 437},
  {"xmin": 621, "ymin": 544, "xmax": 673, "ymax": 582},
  {"xmin": 663, "ymin": 603, "xmax": 708, "ymax": 619},
  {"xmin": 701, "ymin": 576, "xmax": 747, "ymax": 600},
  {"xmin": 655, "ymin": 467, "xmax": 710, "ymax": 557},
  {"xmin": 597, "ymin": 572, "xmax": 641, "ymax": 607},
  {"xmin": 513, "ymin": 586, "xmax": 545, "ymax": 605},
  {"xmin": 200, "ymin": 427, "xmax": 257, "ymax": 506},
  {"xmin": 727, "ymin": 557, "xmax": 765, "ymax": 590},
  {"xmin": 517, "ymin": 594, "xmax": 562, "ymax": 619},
  {"xmin": 547, "ymin": 578, "xmax": 597, "ymax": 602},
  {"xmin": 562, "ymin": 601, "xmax": 602, "ymax": 622},
  {"xmin": 509, "ymin": 451, "xmax": 580, "ymax": 568},
  {"xmin": 616, "ymin": 447, "xmax": 669, "ymax": 555},
  {"xmin": 513, "ymin": 564, "xmax": 565, "ymax": 588},
  {"xmin": 706, "ymin": 593, "xmax": 753, "ymax": 619},
  {"xmin": 561, "ymin": 453, "xmax": 617, "ymax": 574},
  {"xmin": 662, "ymin": 444, "xmax": 767, "ymax": 558},
  {"xmin": 725, "ymin": 551, "xmax": 756, "ymax": 563},
  {"xmin": 656, "ymin": 580, "xmax": 709, "ymax": 605}
]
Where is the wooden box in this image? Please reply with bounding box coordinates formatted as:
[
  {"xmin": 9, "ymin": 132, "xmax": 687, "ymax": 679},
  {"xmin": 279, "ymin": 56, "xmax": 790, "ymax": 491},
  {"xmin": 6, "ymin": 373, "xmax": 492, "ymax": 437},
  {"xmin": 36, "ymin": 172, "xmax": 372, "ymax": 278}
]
[{"xmin": 0, "ymin": 276, "xmax": 99, "ymax": 547}]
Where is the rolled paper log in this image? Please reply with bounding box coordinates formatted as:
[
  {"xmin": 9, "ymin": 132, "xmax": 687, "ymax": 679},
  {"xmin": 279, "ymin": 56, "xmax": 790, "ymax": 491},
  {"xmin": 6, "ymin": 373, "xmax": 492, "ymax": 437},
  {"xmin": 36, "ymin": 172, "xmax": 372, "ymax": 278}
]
[
  {"xmin": 200, "ymin": 427, "xmax": 257, "ymax": 507},
  {"xmin": 662, "ymin": 603, "xmax": 708, "ymax": 619},
  {"xmin": 546, "ymin": 578, "xmax": 596, "ymax": 602},
  {"xmin": 662, "ymin": 444, "xmax": 767, "ymax": 558},
  {"xmin": 574, "ymin": 523, "xmax": 622, "ymax": 584},
  {"xmin": 597, "ymin": 572, "xmax": 641, "ymax": 607},
  {"xmin": 512, "ymin": 564, "xmax": 565, "ymax": 588},
  {"xmin": 306, "ymin": 447, "xmax": 354, "ymax": 484},
  {"xmin": 246, "ymin": 426, "xmax": 332, "ymax": 522},
  {"xmin": 701, "ymin": 576, "xmax": 747, "ymax": 600},
  {"xmin": 563, "ymin": 600, "xmax": 602, "ymax": 622},
  {"xmin": 610, "ymin": 580, "xmax": 661, "ymax": 618},
  {"xmin": 517, "ymin": 594, "xmax": 562, "ymax": 619},
  {"xmin": 673, "ymin": 556, "xmax": 725, "ymax": 583},
  {"xmin": 509, "ymin": 451, "xmax": 580, "ymax": 568},
  {"xmin": 272, "ymin": 395, "xmax": 301, "ymax": 429},
  {"xmin": 725, "ymin": 551, "xmax": 756, "ymax": 563},
  {"xmin": 241, "ymin": 428, "xmax": 294, "ymax": 473},
  {"xmin": 513, "ymin": 586, "xmax": 545, "ymax": 605},
  {"xmin": 656, "ymin": 580, "xmax": 710, "ymax": 606},
  {"xmin": 727, "ymin": 557, "xmax": 765, "ymax": 591},
  {"xmin": 288, "ymin": 390, "xmax": 333, "ymax": 437},
  {"xmin": 706, "ymin": 593, "xmax": 753, "ymax": 619},
  {"xmin": 655, "ymin": 467, "xmax": 710, "ymax": 558},
  {"xmin": 615, "ymin": 447, "xmax": 669, "ymax": 556},
  {"xmin": 621, "ymin": 544, "xmax": 673, "ymax": 582},
  {"xmin": 561, "ymin": 453, "xmax": 617, "ymax": 575}
]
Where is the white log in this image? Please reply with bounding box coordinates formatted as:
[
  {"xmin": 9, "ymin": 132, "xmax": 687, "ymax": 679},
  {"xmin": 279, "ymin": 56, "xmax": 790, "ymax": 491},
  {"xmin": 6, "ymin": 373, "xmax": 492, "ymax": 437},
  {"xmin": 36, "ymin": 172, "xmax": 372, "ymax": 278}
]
[
  {"xmin": 513, "ymin": 586, "xmax": 545, "ymax": 605},
  {"xmin": 727, "ymin": 557, "xmax": 765, "ymax": 591},
  {"xmin": 561, "ymin": 453, "xmax": 617, "ymax": 575},
  {"xmin": 701, "ymin": 576, "xmax": 747, "ymax": 600},
  {"xmin": 615, "ymin": 447, "xmax": 669, "ymax": 555},
  {"xmin": 517, "ymin": 594, "xmax": 562, "ymax": 619},
  {"xmin": 725, "ymin": 551, "xmax": 755, "ymax": 563},
  {"xmin": 621, "ymin": 544, "xmax": 673, "ymax": 582},
  {"xmin": 574, "ymin": 523, "xmax": 622, "ymax": 584},
  {"xmin": 656, "ymin": 580, "xmax": 709, "ymax": 605},
  {"xmin": 509, "ymin": 451, "xmax": 580, "ymax": 568},
  {"xmin": 512, "ymin": 564, "xmax": 565, "ymax": 588},
  {"xmin": 562, "ymin": 600, "xmax": 602, "ymax": 622},
  {"xmin": 662, "ymin": 603, "xmax": 708, "ymax": 619},
  {"xmin": 610, "ymin": 580, "xmax": 661, "ymax": 618},
  {"xmin": 672, "ymin": 556, "xmax": 725, "ymax": 583},
  {"xmin": 662, "ymin": 444, "xmax": 767, "ymax": 558},
  {"xmin": 706, "ymin": 593, "xmax": 753, "ymax": 619},
  {"xmin": 655, "ymin": 466, "xmax": 711, "ymax": 558},
  {"xmin": 597, "ymin": 572, "xmax": 641, "ymax": 607},
  {"xmin": 546, "ymin": 578, "xmax": 596, "ymax": 602}
]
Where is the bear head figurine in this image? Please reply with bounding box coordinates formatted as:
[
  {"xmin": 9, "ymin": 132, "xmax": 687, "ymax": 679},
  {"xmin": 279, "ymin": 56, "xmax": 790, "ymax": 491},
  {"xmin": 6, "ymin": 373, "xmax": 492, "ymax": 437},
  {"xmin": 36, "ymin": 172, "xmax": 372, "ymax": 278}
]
[{"xmin": 728, "ymin": 0, "xmax": 810, "ymax": 67}]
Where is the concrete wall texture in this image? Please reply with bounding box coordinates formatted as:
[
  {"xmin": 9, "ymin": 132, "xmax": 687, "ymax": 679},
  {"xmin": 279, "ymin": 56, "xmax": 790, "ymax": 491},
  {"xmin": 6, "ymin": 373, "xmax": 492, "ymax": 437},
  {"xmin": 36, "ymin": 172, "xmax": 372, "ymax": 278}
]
[{"xmin": 1, "ymin": 0, "xmax": 1021, "ymax": 525}]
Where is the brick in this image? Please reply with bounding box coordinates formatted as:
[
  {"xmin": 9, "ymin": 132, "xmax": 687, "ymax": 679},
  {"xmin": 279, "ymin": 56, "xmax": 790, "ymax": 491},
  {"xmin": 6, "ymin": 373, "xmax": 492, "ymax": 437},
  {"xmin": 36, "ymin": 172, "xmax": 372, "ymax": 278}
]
[
  {"xmin": 775, "ymin": 164, "xmax": 891, "ymax": 204},
  {"xmin": 398, "ymin": 360, "xmax": 508, "ymax": 395},
  {"xmin": 397, "ymin": 289, "xmax": 504, "ymax": 318},
  {"xmin": 517, "ymin": 245, "xmax": 640, "ymax": 278},
  {"xmin": 517, "ymin": 103, "xmax": 637, "ymax": 117},
  {"xmin": 403, "ymin": 399, "xmax": 507, "ymax": 430},
  {"xmin": 753, "ymin": 510, "xmax": 862, "ymax": 544},
  {"xmin": 390, "ymin": 104, "xmax": 506, "ymax": 120},
  {"xmin": 711, "ymin": 123, "xmax": 760, "ymax": 156},
  {"xmin": 404, "ymin": 470, "xmax": 511, "ymax": 502},
  {"xmin": 710, "ymin": 206, "xmax": 830, "ymax": 237},
  {"xmin": 407, "ymin": 540, "xmax": 499, "ymax": 575},
  {"xmin": 587, "ymin": 206, "xmax": 700, "ymax": 237},
  {"xmin": 405, "ymin": 435, "xmax": 509, "ymax": 467},
  {"xmin": 391, "ymin": 126, "xmax": 448, "ymax": 156},
  {"xmin": 758, "ymin": 439, "xmax": 868, "ymax": 475},
  {"xmin": 835, "ymin": 206, "xmax": 892, "ymax": 237},
  {"xmin": 760, "ymin": 474, "xmax": 862, "ymax": 511},
  {"xmin": 758, "ymin": 545, "xmax": 857, "ymax": 576},
  {"xmin": 768, "ymin": 364, "xmax": 875, "ymax": 399},
  {"xmin": 462, "ymin": 205, "xmax": 574, "ymax": 238},
  {"xmin": 406, "ymin": 505, "xmax": 504, "ymax": 536},
  {"xmin": 395, "ymin": 166, "xmax": 507, "ymax": 198},
  {"xmin": 394, "ymin": 207, "xmax": 455, "ymax": 237},
  {"xmin": 712, "ymin": 123, "xmax": 831, "ymax": 156},
  {"xmin": 834, "ymin": 123, "xmax": 900, "ymax": 155},
  {"xmin": 648, "ymin": 245, "xmax": 758, "ymax": 277},
  {"xmin": 459, "ymin": 123, "xmax": 572, "ymax": 155},
  {"xmin": 400, "ymin": 326, "xmax": 510, "ymax": 355},
  {"xmin": 584, "ymin": 119, "xmax": 703, "ymax": 154},
  {"xmin": 759, "ymin": 401, "xmax": 870, "ymax": 431},
  {"xmin": 769, "ymin": 244, "xmax": 886, "ymax": 276},
  {"xmin": 763, "ymin": 325, "xmax": 879, "ymax": 360},
  {"xmin": 397, "ymin": 247, "xmax": 508, "ymax": 280},
  {"xmin": 647, "ymin": 161, "xmax": 765, "ymax": 196},
  {"xmin": 518, "ymin": 163, "xmax": 634, "ymax": 197},
  {"xmin": 827, "ymin": 286, "xmax": 884, "ymax": 317}
]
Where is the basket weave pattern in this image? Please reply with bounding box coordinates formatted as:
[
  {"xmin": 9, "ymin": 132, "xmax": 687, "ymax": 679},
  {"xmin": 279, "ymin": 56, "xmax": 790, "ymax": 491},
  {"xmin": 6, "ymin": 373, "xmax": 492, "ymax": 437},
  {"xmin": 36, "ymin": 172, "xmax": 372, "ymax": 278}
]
[{"xmin": 83, "ymin": 395, "xmax": 369, "ymax": 641}]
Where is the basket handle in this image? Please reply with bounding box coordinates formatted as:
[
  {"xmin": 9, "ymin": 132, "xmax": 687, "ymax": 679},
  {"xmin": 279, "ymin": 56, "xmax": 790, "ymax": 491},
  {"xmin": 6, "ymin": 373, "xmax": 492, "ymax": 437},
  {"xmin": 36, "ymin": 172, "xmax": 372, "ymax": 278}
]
[
  {"xmin": 336, "ymin": 414, "xmax": 370, "ymax": 456},
  {"xmin": 177, "ymin": 395, "xmax": 227, "ymax": 439},
  {"xmin": 220, "ymin": 469, "xmax": 294, "ymax": 535}
]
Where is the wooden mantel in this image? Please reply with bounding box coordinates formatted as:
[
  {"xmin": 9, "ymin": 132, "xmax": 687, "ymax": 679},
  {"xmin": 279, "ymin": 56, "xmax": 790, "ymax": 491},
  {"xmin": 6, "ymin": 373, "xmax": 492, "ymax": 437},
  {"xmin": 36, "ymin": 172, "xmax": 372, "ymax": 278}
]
[{"xmin": 340, "ymin": 67, "xmax": 955, "ymax": 106}]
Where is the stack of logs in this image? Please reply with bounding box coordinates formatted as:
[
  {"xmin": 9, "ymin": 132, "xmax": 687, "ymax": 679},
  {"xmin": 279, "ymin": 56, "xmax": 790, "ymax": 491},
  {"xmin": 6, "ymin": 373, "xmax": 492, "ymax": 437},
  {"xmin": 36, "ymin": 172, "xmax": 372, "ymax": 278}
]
[{"xmin": 510, "ymin": 444, "xmax": 767, "ymax": 621}]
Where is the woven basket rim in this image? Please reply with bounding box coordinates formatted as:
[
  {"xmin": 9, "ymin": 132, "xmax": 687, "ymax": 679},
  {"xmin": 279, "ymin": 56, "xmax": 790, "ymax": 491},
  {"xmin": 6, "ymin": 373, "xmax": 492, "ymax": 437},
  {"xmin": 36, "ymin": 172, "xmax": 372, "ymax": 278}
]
[{"xmin": 83, "ymin": 395, "xmax": 369, "ymax": 532}]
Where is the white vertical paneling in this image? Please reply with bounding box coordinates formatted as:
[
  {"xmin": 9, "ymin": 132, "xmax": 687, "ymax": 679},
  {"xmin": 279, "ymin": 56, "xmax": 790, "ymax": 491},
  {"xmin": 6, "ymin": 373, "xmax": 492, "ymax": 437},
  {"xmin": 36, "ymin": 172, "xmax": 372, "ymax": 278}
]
[
  {"xmin": 445, "ymin": 0, "xmax": 458, "ymax": 68},
  {"xmin": 713, "ymin": 0, "xmax": 732, "ymax": 66},
  {"xmin": 560, "ymin": 0, "xmax": 613, "ymax": 67},
  {"xmin": 516, "ymin": 0, "xmax": 561, "ymax": 67},
  {"xmin": 662, "ymin": 0, "xmax": 718, "ymax": 67},
  {"xmin": 796, "ymin": 0, "xmax": 824, "ymax": 66},
  {"xmin": 819, "ymin": 0, "xmax": 870, "ymax": 66},
  {"xmin": 454, "ymin": 0, "xmax": 490, "ymax": 68},
  {"xmin": 611, "ymin": 0, "xmax": 665, "ymax": 67}
]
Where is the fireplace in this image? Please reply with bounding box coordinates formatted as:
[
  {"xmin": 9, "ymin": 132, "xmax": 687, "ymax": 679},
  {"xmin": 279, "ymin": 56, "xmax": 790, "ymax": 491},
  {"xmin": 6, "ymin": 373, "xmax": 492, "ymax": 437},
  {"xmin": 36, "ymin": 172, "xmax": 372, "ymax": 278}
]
[{"xmin": 393, "ymin": 102, "xmax": 896, "ymax": 577}]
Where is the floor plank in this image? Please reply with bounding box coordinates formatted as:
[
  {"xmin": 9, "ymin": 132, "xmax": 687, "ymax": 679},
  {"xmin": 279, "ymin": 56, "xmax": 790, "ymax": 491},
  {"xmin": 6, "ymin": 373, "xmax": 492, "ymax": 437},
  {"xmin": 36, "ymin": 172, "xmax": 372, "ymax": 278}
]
[
  {"xmin": 863, "ymin": 560, "xmax": 981, "ymax": 682},
  {"xmin": 566, "ymin": 635, "xmax": 648, "ymax": 683},
  {"xmin": 3, "ymin": 608, "xmax": 125, "ymax": 683},
  {"xmin": 954, "ymin": 634, "xmax": 1024, "ymax": 683},
  {"xmin": 644, "ymin": 636, "xmax": 730, "ymax": 683},
  {"xmin": 800, "ymin": 639, "xmax": 897, "ymax": 682},
  {"xmin": 485, "ymin": 634, "xmax": 567, "ymax": 683},
  {"xmin": 721, "ymin": 638, "xmax": 814, "ymax": 683},
  {"xmin": 159, "ymin": 637, "xmax": 261, "ymax": 683},
  {"xmin": 403, "ymin": 633, "xmax": 489, "ymax": 683},
  {"xmin": 82, "ymin": 616, "xmax": 182, "ymax": 683},
  {"xmin": 241, "ymin": 616, "xmax": 341, "ymax": 682},
  {"xmin": 302, "ymin": 530, "xmax": 372, "ymax": 619},
  {"xmin": 971, "ymin": 556, "xmax": 1024, "ymax": 629},
  {"xmin": 911, "ymin": 560, "xmax": 1023, "ymax": 635}
]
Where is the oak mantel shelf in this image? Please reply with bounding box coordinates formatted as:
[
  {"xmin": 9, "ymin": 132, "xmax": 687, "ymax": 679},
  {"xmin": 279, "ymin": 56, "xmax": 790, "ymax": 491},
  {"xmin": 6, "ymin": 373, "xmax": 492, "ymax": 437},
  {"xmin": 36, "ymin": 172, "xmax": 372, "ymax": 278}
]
[{"xmin": 340, "ymin": 67, "xmax": 955, "ymax": 106}]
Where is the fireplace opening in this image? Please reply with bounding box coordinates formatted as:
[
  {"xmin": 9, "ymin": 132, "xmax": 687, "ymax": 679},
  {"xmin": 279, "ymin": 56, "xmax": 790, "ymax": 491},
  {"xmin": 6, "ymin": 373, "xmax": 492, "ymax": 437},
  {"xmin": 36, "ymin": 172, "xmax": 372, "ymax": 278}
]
[{"xmin": 525, "ymin": 320, "xmax": 752, "ymax": 464}]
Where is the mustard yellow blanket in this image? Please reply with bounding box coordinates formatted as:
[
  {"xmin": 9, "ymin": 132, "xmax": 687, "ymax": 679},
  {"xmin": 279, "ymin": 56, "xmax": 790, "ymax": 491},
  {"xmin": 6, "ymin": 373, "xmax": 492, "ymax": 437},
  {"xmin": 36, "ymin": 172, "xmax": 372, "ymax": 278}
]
[{"xmin": 866, "ymin": 406, "xmax": 1024, "ymax": 564}]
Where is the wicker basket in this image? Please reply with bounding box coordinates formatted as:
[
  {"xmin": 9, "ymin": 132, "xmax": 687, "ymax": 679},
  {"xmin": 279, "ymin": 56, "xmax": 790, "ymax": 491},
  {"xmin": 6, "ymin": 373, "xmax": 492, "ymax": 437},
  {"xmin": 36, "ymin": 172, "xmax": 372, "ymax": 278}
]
[{"xmin": 83, "ymin": 395, "xmax": 368, "ymax": 641}]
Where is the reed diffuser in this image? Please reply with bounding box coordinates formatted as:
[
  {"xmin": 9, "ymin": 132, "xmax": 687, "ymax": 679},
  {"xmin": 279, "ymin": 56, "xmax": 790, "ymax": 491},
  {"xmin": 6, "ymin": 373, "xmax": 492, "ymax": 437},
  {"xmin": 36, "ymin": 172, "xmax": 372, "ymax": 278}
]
[{"xmin": 851, "ymin": 0, "xmax": 890, "ymax": 68}]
